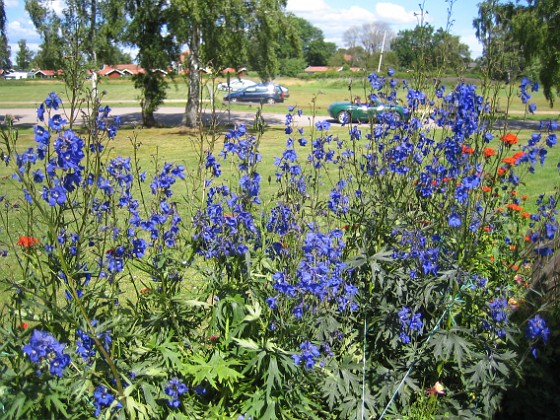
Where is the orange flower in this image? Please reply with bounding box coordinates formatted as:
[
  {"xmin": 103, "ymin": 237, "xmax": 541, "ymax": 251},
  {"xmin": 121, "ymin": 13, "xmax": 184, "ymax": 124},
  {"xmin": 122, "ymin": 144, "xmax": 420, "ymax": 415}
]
[
  {"xmin": 483, "ymin": 147, "xmax": 497, "ymax": 158},
  {"xmin": 139, "ymin": 287, "xmax": 151, "ymax": 294},
  {"xmin": 506, "ymin": 203, "xmax": 523, "ymax": 212},
  {"xmin": 521, "ymin": 195, "xmax": 528, "ymax": 201},
  {"xmin": 512, "ymin": 152, "xmax": 525, "ymax": 160},
  {"xmin": 502, "ymin": 156, "xmax": 517, "ymax": 165},
  {"xmin": 483, "ymin": 226, "xmax": 492, "ymax": 233},
  {"xmin": 497, "ymin": 167, "xmax": 507, "ymax": 176},
  {"xmin": 500, "ymin": 133, "xmax": 518, "ymax": 145},
  {"xmin": 21, "ymin": 323, "xmax": 29, "ymax": 329},
  {"xmin": 521, "ymin": 212, "xmax": 531, "ymax": 219},
  {"xmin": 482, "ymin": 186, "xmax": 492, "ymax": 193},
  {"xmin": 462, "ymin": 145, "xmax": 474, "ymax": 154},
  {"xmin": 443, "ymin": 177, "xmax": 452, "ymax": 183},
  {"xmin": 17, "ymin": 236, "xmax": 39, "ymax": 248}
]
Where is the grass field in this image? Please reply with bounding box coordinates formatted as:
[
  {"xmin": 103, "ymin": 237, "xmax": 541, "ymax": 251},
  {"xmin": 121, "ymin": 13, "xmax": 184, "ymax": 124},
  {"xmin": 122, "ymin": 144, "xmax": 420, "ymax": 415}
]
[
  {"xmin": 1, "ymin": 76, "xmax": 559, "ymax": 286},
  {"xmin": 0, "ymin": 119, "xmax": 558, "ymax": 304}
]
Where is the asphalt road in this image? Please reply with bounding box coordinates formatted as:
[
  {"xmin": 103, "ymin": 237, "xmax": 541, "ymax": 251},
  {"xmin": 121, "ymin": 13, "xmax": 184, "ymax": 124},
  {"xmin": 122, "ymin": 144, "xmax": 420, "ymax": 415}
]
[
  {"xmin": 0, "ymin": 105, "xmax": 551, "ymax": 131},
  {"xmin": 0, "ymin": 106, "xmax": 320, "ymax": 129}
]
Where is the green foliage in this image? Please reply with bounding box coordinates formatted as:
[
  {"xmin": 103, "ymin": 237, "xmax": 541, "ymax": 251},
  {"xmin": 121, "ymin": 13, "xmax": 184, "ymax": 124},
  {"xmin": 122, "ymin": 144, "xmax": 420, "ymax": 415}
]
[
  {"xmin": 278, "ymin": 58, "xmax": 307, "ymax": 77},
  {"xmin": 392, "ymin": 24, "xmax": 471, "ymax": 73},
  {"xmin": 1, "ymin": 11, "xmax": 559, "ymax": 419},
  {"xmin": 123, "ymin": 0, "xmax": 178, "ymax": 127},
  {"xmin": 15, "ymin": 40, "xmax": 34, "ymax": 70},
  {"xmin": 0, "ymin": 0, "xmax": 10, "ymax": 70}
]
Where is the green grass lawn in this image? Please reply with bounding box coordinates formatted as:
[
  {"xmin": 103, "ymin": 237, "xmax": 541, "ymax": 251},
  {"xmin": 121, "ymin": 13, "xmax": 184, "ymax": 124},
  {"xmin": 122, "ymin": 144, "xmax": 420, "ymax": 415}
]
[{"xmin": 0, "ymin": 120, "xmax": 558, "ymax": 306}]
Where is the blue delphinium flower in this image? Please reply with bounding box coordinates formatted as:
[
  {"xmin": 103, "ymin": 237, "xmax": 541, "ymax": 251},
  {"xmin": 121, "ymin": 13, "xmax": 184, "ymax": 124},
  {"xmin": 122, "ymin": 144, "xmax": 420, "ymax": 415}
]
[
  {"xmin": 526, "ymin": 314, "xmax": 550, "ymax": 343},
  {"xmin": 448, "ymin": 212, "xmax": 461, "ymax": 228},
  {"xmin": 48, "ymin": 114, "xmax": 67, "ymax": 131},
  {"xmin": 398, "ymin": 306, "xmax": 423, "ymax": 344},
  {"xmin": 483, "ymin": 298, "xmax": 509, "ymax": 338},
  {"xmin": 37, "ymin": 103, "xmax": 45, "ymax": 121},
  {"xmin": 45, "ymin": 92, "xmax": 62, "ymax": 110},
  {"xmin": 292, "ymin": 341, "xmax": 321, "ymax": 370},
  {"xmin": 266, "ymin": 203, "xmax": 299, "ymax": 235},
  {"xmin": 76, "ymin": 329, "xmax": 96, "ymax": 362},
  {"xmin": 42, "ymin": 182, "xmax": 67, "ymax": 206},
  {"xmin": 315, "ymin": 120, "xmax": 331, "ymax": 131},
  {"xmin": 526, "ymin": 314, "xmax": 550, "ymax": 357},
  {"xmin": 328, "ymin": 179, "xmax": 349, "ymax": 215},
  {"xmin": 164, "ymin": 377, "xmax": 188, "ymax": 408},
  {"xmin": 22, "ymin": 329, "xmax": 71, "ymax": 377},
  {"xmin": 93, "ymin": 385, "xmax": 122, "ymax": 417}
]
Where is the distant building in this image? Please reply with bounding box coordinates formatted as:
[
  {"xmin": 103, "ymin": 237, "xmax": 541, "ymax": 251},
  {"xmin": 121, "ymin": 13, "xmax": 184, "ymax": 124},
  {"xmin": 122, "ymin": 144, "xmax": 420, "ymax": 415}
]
[
  {"xmin": 97, "ymin": 64, "xmax": 168, "ymax": 79},
  {"xmin": 33, "ymin": 69, "xmax": 62, "ymax": 78},
  {"xmin": 304, "ymin": 66, "xmax": 362, "ymax": 74},
  {"xmin": 3, "ymin": 70, "xmax": 33, "ymax": 79}
]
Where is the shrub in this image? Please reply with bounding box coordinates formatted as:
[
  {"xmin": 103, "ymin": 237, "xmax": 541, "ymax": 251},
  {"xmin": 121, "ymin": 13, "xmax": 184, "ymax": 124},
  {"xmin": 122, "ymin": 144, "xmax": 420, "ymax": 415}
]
[{"xmin": 0, "ymin": 66, "xmax": 558, "ymax": 419}]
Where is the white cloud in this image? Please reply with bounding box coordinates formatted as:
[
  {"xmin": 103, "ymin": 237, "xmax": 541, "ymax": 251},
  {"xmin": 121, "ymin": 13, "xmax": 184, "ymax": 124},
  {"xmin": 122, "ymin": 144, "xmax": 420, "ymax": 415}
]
[
  {"xmin": 459, "ymin": 33, "xmax": 483, "ymax": 58},
  {"xmin": 287, "ymin": 0, "xmax": 377, "ymax": 46},
  {"xmin": 286, "ymin": 0, "xmax": 330, "ymax": 13},
  {"xmin": 5, "ymin": 0, "xmax": 19, "ymax": 8},
  {"xmin": 8, "ymin": 20, "xmax": 40, "ymax": 39},
  {"xmin": 375, "ymin": 3, "xmax": 418, "ymax": 25},
  {"xmin": 286, "ymin": 1, "xmax": 422, "ymax": 47},
  {"xmin": 50, "ymin": 0, "xmax": 65, "ymax": 16}
]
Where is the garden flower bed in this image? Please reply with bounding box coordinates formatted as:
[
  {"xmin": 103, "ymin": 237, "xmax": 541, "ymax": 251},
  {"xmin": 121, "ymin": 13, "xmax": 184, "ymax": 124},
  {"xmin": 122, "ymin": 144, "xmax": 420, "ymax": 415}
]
[{"xmin": 0, "ymin": 69, "xmax": 558, "ymax": 419}]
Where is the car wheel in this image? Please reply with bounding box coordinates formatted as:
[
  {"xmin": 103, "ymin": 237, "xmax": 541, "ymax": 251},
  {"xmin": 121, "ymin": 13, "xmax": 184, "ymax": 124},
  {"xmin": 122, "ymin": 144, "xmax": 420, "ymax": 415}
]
[
  {"xmin": 337, "ymin": 111, "xmax": 351, "ymax": 124},
  {"xmin": 229, "ymin": 98, "xmax": 238, "ymax": 103},
  {"xmin": 267, "ymin": 98, "xmax": 276, "ymax": 105}
]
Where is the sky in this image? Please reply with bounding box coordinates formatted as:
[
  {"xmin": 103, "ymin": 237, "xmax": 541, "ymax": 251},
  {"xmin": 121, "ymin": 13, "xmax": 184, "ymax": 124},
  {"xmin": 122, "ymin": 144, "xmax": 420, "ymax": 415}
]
[{"xmin": 4, "ymin": 0, "xmax": 483, "ymax": 65}]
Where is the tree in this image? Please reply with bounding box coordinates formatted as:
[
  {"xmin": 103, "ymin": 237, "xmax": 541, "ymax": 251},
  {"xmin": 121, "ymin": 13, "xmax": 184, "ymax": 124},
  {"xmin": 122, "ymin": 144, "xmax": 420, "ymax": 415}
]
[
  {"xmin": 391, "ymin": 25, "xmax": 433, "ymax": 70},
  {"xmin": 170, "ymin": 0, "xmax": 294, "ymax": 127},
  {"xmin": 15, "ymin": 40, "xmax": 34, "ymax": 70},
  {"xmin": 123, "ymin": 0, "xmax": 178, "ymax": 127},
  {"xmin": 392, "ymin": 24, "xmax": 470, "ymax": 72},
  {"xmin": 0, "ymin": 0, "xmax": 11, "ymax": 70},
  {"xmin": 474, "ymin": 0, "xmax": 525, "ymax": 82},
  {"xmin": 342, "ymin": 25, "xmax": 360, "ymax": 50},
  {"xmin": 477, "ymin": 0, "xmax": 560, "ymax": 104},
  {"xmin": 25, "ymin": 0, "xmax": 64, "ymax": 69},
  {"xmin": 25, "ymin": 0, "xmax": 128, "ymax": 69},
  {"xmin": 343, "ymin": 22, "xmax": 394, "ymax": 69}
]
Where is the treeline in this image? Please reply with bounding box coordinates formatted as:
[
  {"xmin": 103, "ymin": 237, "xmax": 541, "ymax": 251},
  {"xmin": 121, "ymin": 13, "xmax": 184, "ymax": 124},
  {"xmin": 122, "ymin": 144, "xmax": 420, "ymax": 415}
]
[{"xmin": 0, "ymin": 0, "xmax": 558, "ymax": 125}]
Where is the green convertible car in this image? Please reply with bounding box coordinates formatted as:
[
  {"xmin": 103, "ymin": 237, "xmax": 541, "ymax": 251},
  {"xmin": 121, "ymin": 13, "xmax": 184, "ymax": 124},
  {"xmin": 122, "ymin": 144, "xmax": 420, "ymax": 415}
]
[{"xmin": 327, "ymin": 99, "xmax": 408, "ymax": 124}]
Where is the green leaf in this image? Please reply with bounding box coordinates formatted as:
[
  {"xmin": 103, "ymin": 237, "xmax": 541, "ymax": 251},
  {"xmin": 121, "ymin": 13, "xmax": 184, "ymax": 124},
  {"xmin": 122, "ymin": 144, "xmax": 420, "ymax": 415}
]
[
  {"xmin": 45, "ymin": 393, "xmax": 68, "ymax": 417},
  {"xmin": 265, "ymin": 355, "xmax": 281, "ymax": 398},
  {"xmin": 243, "ymin": 300, "xmax": 262, "ymax": 322},
  {"xmin": 233, "ymin": 337, "xmax": 260, "ymax": 351}
]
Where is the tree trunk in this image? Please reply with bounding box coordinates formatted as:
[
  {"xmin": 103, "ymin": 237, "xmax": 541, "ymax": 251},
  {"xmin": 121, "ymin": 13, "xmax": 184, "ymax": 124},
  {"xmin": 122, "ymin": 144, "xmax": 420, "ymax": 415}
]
[
  {"xmin": 142, "ymin": 98, "xmax": 156, "ymax": 128},
  {"xmin": 183, "ymin": 24, "xmax": 200, "ymax": 128}
]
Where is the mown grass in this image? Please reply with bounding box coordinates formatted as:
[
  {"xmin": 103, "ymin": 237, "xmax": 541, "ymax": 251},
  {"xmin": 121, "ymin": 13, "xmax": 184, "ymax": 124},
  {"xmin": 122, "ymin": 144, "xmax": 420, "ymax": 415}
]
[{"xmin": 0, "ymin": 119, "xmax": 558, "ymax": 305}]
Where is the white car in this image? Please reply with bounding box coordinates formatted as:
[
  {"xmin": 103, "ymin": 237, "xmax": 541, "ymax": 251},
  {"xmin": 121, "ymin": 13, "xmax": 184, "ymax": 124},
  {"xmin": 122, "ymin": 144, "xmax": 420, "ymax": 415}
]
[{"xmin": 217, "ymin": 79, "xmax": 257, "ymax": 92}]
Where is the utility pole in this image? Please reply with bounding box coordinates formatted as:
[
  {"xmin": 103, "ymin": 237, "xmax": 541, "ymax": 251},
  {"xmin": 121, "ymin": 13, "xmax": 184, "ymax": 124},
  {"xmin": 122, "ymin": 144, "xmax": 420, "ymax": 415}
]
[{"xmin": 377, "ymin": 31, "xmax": 387, "ymax": 73}]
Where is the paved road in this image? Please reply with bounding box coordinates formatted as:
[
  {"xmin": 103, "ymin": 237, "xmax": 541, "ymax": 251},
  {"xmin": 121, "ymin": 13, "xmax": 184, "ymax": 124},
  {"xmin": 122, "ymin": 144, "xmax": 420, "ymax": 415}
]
[
  {"xmin": 0, "ymin": 106, "xmax": 321, "ymax": 129},
  {"xmin": 0, "ymin": 105, "xmax": 553, "ymax": 131}
]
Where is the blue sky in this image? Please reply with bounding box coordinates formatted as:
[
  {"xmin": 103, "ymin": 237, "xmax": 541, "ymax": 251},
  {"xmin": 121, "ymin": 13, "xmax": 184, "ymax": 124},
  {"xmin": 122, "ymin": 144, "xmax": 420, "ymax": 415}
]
[{"xmin": 4, "ymin": 0, "xmax": 483, "ymax": 63}]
